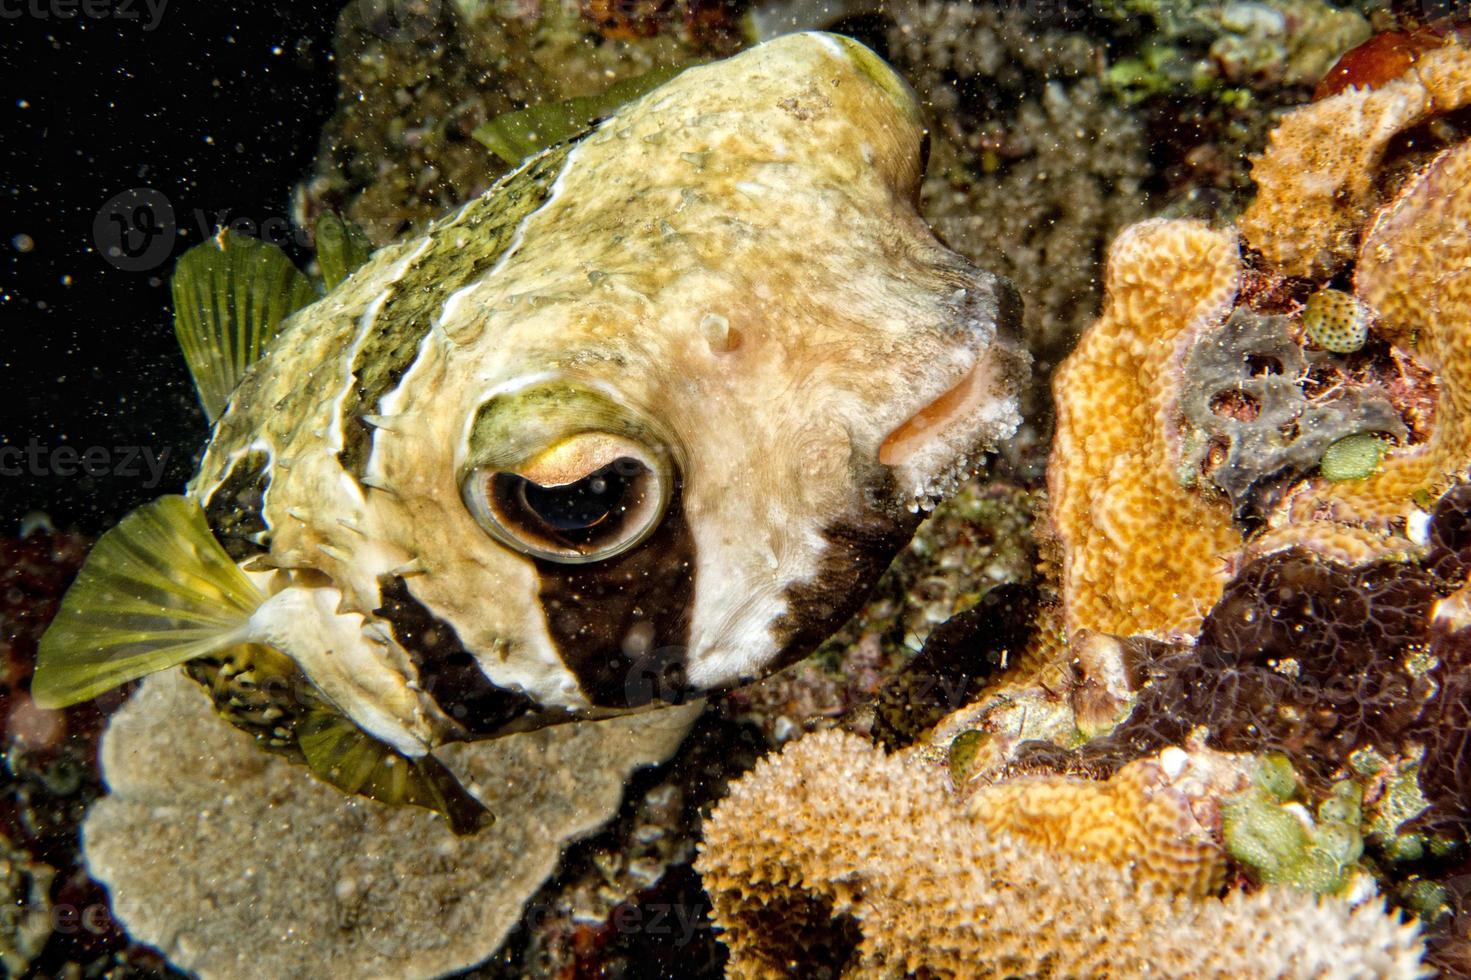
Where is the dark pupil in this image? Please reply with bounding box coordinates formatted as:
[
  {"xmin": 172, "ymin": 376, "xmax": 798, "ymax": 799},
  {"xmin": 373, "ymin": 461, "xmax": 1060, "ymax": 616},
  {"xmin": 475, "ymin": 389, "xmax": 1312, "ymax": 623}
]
[{"xmin": 494, "ymin": 458, "xmax": 645, "ymax": 546}]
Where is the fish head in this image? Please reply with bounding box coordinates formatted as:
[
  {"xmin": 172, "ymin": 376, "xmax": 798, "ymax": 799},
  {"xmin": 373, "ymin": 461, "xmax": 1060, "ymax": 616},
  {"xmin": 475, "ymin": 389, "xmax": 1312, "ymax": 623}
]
[{"xmin": 358, "ymin": 32, "xmax": 1029, "ymax": 717}]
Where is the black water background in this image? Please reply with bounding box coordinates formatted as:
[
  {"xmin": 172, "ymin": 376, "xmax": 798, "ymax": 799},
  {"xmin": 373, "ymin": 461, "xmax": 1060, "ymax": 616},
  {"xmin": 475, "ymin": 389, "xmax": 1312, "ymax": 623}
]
[{"xmin": 1, "ymin": 0, "xmax": 345, "ymax": 534}]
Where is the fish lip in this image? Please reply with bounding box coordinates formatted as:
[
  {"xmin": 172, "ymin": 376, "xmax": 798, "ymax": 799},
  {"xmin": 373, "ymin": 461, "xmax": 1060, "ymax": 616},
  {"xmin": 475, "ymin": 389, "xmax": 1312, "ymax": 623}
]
[{"xmin": 878, "ymin": 330, "xmax": 1028, "ymax": 510}]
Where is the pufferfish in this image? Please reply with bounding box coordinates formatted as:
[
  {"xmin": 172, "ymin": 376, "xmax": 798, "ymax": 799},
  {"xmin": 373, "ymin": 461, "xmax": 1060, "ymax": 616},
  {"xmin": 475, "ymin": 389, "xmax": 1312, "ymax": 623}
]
[{"xmin": 34, "ymin": 33, "xmax": 1027, "ymax": 832}]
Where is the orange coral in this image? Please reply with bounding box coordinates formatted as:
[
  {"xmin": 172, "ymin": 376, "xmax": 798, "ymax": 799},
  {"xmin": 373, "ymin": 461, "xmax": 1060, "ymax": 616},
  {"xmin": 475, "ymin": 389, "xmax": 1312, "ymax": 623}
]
[
  {"xmin": 1052, "ymin": 48, "xmax": 1471, "ymax": 640},
  {"xmin": 1241, "ymin": 39, "xmax": 1471, "ymax": 279},
  {"xmin": 968, "ymin": 746, "xmax": 1250, "ymax": 898},
  {"xmin": 1243, "ymin": 521, "xmax": 1419, "ymax": 567},
  {"xmin": 1049, "ymin": 219, "xmax": 1243, "ymax": 640},
  {"xmin": 697, "ymin": 730, "xmax": 1428, "ymax": 979}
]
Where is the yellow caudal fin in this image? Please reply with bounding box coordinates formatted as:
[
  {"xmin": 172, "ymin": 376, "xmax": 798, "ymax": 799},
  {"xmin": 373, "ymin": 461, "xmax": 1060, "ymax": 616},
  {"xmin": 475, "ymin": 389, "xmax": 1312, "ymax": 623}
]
[
  {"xmin": 32, "ymin": 495, "xmax": 265, "ymax": 709},
  {"xmin": 314, "ymin": 212, "xmax": 374, "ymax": 290},
  {"xmin": 172, "ymin": 230, "xmax": 318, "ymax": 423},
  {"xmin": 297, "ymin": 709, "xmax": 493, "ymax": 835}
]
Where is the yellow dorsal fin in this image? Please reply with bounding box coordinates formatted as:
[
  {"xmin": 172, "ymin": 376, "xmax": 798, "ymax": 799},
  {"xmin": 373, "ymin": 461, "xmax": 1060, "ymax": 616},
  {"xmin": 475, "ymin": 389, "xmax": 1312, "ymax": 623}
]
[
  {"xmin": 172, "ymin": 230, "xmax": 318, "ymax": 423},
  {"xmin": 32, "ymin": 495, "xmax": 265, "ymax": 708},
  {"xmin": 314, "ymin": 212, "xmax": 374, "ymax": 291},
  {"xmin": 297, "ymin": 709, "xmax": 493, "ymax": 835},
  {"xmin": 471, "ymin": 64, "xmax": 685, "ymax": 166}
]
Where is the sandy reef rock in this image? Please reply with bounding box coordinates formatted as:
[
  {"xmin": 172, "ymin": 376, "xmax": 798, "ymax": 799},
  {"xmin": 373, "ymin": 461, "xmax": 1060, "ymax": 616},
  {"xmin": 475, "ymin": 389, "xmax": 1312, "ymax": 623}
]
[
  {"xmin": 83, "ymin": 670, "xmax": 700, "ymax": 979},
  {"xmin": 697, "ymin": 730, "xmax": 1428, "ymax": 979}
]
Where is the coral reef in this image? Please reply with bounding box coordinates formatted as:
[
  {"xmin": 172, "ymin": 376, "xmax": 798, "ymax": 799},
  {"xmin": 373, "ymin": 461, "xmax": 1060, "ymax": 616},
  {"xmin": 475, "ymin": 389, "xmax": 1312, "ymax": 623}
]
[
  {"xmin": 1051, "ymin": 35, "xmax": 1471, "ymax": 634},
  {"xmin": 1177, "ymin": 306, "xmax": 1403, "ymax": 520},
  {"xmin": 967, "ymin": 743, "xmax": 1251, "ymax": 898},
  {"xmin": 83, "ymin": 670, "xmax": 700, "ymax": 979},
  {"xmin": 1098, "ymin": 0, "xmax": 1371, "ymax": 100},
  {"xmin": 1016, "ymin": 38, "xmax": 1471, "ymax": 960},
  {"xmin": 887, "ymin": 2, "xmax": 1151, "ymax": 371},
  {"xmin": 1303, "ymin": 137, "xmax": 1471, "ymax": 524},
  {"xmin": 696, "ymin": 729, "xmax": 1428, "ymax": 978},
  {"xmin": 981, "ymin": 485, "xmax": 1471, "ymax": 962},
  {"xmin": 1241, "ymin": 35, "xmax": 1471, "ymax": 279},
  {"xmin": 300, "ymin": 0, "xmax": 742, "ymax": 242},
  {"xmin": 1014, "ymin": 506, "xmax": 1471, "ymax": 822}
]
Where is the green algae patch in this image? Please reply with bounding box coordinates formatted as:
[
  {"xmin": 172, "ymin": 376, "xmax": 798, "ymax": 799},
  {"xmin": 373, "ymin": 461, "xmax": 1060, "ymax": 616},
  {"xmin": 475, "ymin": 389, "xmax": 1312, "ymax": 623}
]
[
  {"xmin": 1320, "ymin": 433, "xmax": 1386, "ymax": 481},
  {"xmin": 948, "ymin": 729, "xmax": 989, "ymax": 785},
  {"xmin": 1223, "ymin": 780, "xmax": 1365, "ymax": 895}
]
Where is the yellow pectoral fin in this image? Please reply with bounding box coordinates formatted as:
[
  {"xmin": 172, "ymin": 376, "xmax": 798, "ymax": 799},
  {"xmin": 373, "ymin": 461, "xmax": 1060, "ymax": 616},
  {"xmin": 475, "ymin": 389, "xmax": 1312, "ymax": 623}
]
[
  {"xmin": 297, "ymin": 709, "xmax": 493, "ymax": 836},
  {"xmin": 32, "ymin": 495, "xmax": 265, "ymax": 709}
]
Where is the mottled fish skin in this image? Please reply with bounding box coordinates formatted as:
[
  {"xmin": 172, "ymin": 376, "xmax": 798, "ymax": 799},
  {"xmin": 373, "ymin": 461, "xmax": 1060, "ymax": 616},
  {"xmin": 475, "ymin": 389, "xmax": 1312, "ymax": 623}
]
[{"xmin": 190, "ymin": 33, "xmax": 1028, "ymax": 755}]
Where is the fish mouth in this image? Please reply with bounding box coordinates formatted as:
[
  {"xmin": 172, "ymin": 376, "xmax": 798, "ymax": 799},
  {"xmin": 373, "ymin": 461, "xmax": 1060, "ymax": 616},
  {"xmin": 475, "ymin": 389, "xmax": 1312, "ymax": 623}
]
[{"xmin": 879, "ymin": 342, "xmax": 1027, "ymax": 510}]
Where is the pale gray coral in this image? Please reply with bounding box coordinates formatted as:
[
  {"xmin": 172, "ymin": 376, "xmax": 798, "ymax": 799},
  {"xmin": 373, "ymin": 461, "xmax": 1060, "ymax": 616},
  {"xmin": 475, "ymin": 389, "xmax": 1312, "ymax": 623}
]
[{"xmin": 82, "ymin": 670, "xmax": 700, "ymax": 980}]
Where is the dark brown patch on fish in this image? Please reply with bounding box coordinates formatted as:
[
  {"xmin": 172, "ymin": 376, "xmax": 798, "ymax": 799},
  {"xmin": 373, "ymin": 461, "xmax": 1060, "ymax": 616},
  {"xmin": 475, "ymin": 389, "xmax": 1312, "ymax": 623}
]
[
  {"xmin": 375, "ymin": 574, "xmax": 538, "ymax": 736},
  {"xmin": 533, "ymin": 484, "xmax": 696, "ymax": 708},
  {"xmin": 766, "ymin": 486, "xmax": 920, "ymax": 679},
  {"xmin": 203, "ymin": 449, "xmax": 272, "ymax": 560}
]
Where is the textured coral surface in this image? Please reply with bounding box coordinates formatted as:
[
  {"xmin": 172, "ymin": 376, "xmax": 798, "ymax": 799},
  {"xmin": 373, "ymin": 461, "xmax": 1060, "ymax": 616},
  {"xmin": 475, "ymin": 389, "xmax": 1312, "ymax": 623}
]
[
  {"xmin": 1241, "ymin": 39, "xmax": 1471, "ymax": 279},
  {"xmin": 967, "ymin": 748, "xmax": 1249, "ymax": 898},
  {"xmin": 1049, "ymin": 218, "xmax": 1243, "ymax": 639},
  {"xmin": 1302, "ymin": 139, "xmax": 1471, "ymax": 525},
  {"xmin": 697, "ymin": 730, "xmax": 1427, "ymax": 979}
]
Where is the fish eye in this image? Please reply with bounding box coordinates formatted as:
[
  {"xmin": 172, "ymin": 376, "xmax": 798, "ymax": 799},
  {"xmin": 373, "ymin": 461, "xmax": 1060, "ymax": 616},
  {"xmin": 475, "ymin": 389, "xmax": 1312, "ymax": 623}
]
[{"xmin": 461, "ymin": 433, "xmax": 671, "ymax": 564}]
